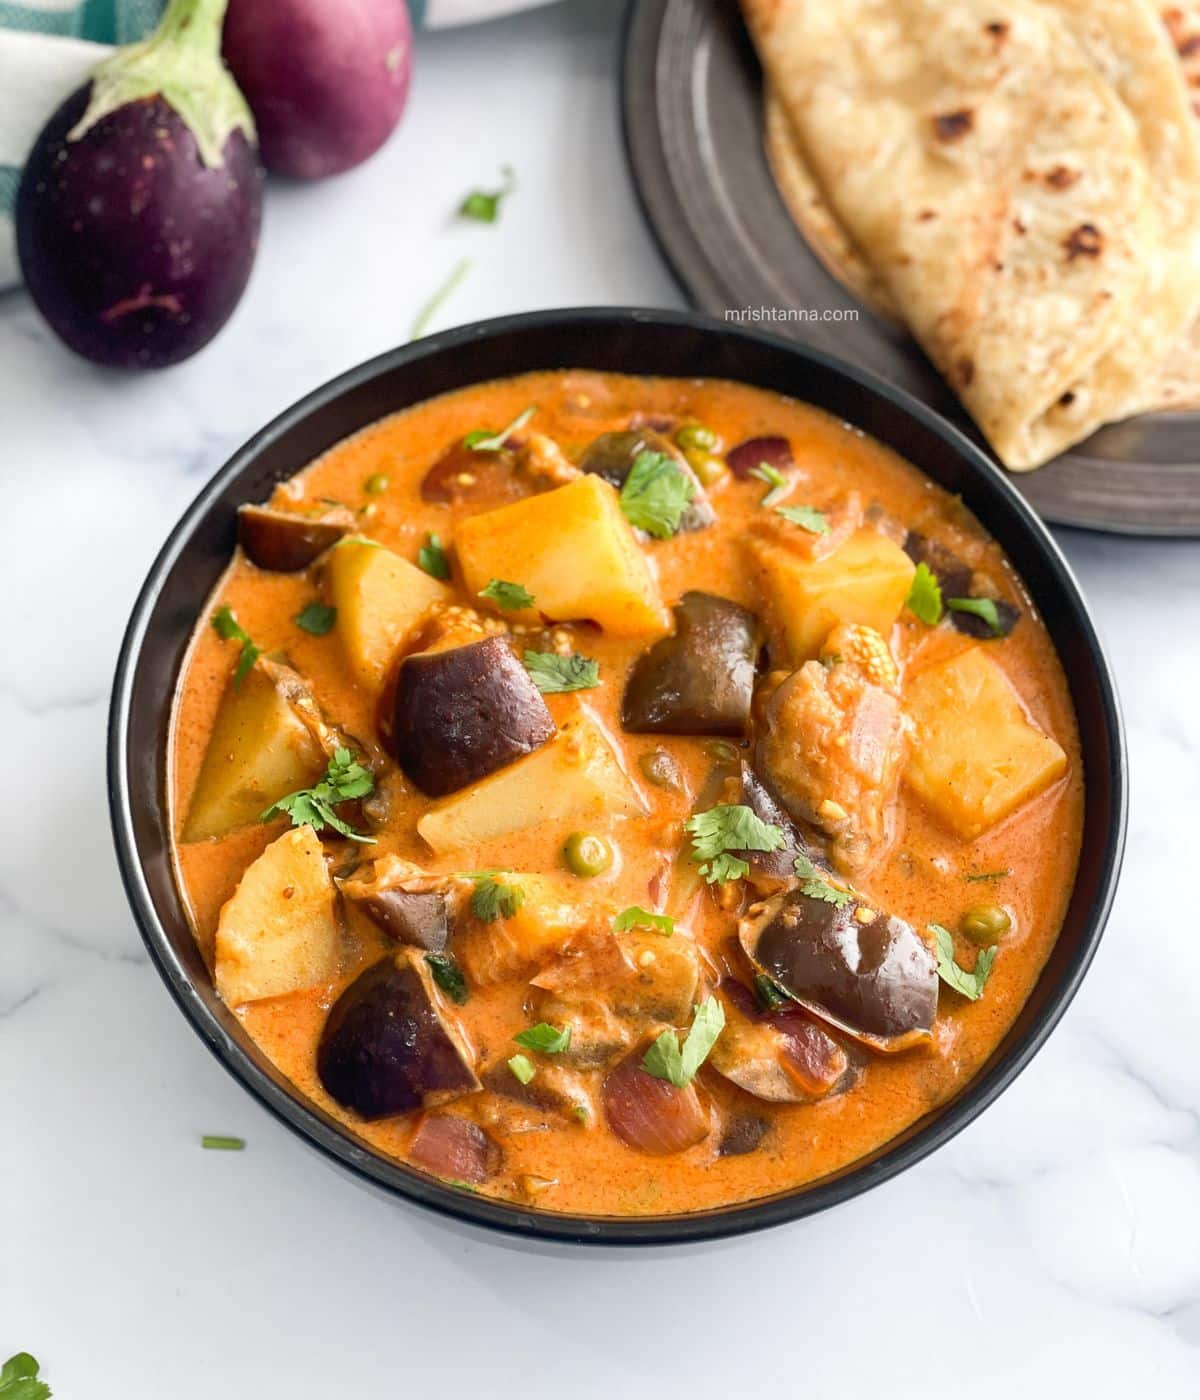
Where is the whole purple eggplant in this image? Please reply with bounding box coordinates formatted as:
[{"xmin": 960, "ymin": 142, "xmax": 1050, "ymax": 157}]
[
  {"xmin": 222, "ymin": 0, "xmax": 411, "ymax": 180},
  {"xmin": 16, "ymin": 0, "xmax": 262, "ymax": 369}
]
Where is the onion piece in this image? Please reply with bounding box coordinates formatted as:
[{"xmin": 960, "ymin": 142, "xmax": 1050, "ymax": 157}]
[
  {"xmin": 602, "ymin": 1047, "xmax": 710, "ymax": 1156},
  {"xmin": 726, "ymin": 435, "xmax": 793, "ymax": 479},
  {"xmin": 410, "ymin": 1115, "xmax": 499, "ymax": 1185}
]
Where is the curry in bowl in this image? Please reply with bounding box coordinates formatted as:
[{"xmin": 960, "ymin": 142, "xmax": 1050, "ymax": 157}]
[{"xmin": 170, "ymin": 370, "xmax": 1081, "ymax": 1216}]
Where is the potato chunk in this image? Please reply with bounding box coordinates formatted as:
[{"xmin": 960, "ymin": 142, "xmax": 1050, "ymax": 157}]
[
  {"xmin": 215, "ymin": 826, "xmax": 340, "ymax": 1005},
  {"xmin": 183, "ymin": 659, "xmax": 328, "ymax": 842},
  {"xmin": 326, "ymin": 536, "xmax": 451, "ymax": 690},
  {"xmin": 417, "ymin": 711, "xmax": 647, "ymax": 855},
  {"xmin": 748, "ymin": 527, "xmax": 916, "ymax": 663},
  {"xmin": 458, "ymin": 874, "xmax": 596, "ymax": 986},
  {"xmin": 454, "ymin": 474, "xmax": 669, "ymax": 636},
  {"xmin": 905, "ymin": 647, "xmax": 1068, "ymax": 838}
]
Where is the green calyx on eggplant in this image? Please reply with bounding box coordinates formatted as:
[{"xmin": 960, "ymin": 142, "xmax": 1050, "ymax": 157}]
[
  {"xmin": 388, "ymin": 636, "xmax": 555, "ymax": 797},
  {"xmin": 579, "ymin": 430, "xmax": 715, "ymax": 534},
  {"xmin": 739, "ymin": 888, "xmax": 937, "ymax": 1053},
  {"xmin": 16, "ymin": 0, "xmax": 263, "ymax": 369},
  {"xmin": 317, "ymin": 948, "xmax": 480, "ymax": 1120},
  {"xmin": 709, "ymin": 979, "xmax": 850, "ymax": 1103},
  {"xmin": 904, "ymin": 532, "xmax": 1019, "ymax": 639},
  {"xmin": 238, "ymin": 503, "xmax": 352, "ymax": 573},
  {"xmin": 338, "ymin": 856, "xmax": 450, "ymax": 952},
  {"xmin": 622, "ymin": 592, "xmax": 761, "ymax": 736}
]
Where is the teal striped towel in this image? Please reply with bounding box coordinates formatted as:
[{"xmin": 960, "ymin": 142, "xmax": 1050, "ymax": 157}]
[{"xmin": 0, "ymin": 0, "xmax": 557, "ymax": 288}]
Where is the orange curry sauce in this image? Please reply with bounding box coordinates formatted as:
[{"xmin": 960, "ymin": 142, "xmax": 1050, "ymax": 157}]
[{"xmin": 170, "ymin": 371, "xmax": 1083, "ymax": 1217}]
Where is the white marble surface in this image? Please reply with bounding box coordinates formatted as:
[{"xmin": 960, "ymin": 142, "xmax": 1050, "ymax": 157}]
[{"xmin": 3, "ymin": 3, "xmax": 1199, "ymax": 1394}]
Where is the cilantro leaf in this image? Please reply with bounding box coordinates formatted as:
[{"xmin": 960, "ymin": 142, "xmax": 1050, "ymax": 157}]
[
  {"xmin": 211, "ymin": 605, "xmax": 260, "ymax": 686},
  {"xmin": 0, "ymin": 1354, "xmax": 51, "ymax": 1400},
  {"xmin": 479, "ymin": 578, "xmax": 536, "ymax": 611},
  {"xmin": 464, "ymin": 406, "xmax": 535, "ymax": 453},
  {"xmin": 459, "ymin": 166, "xmax": 516, "ymax": 223},
  {"xmin": 508, "ymin": 1053, "xmax": 536, "ymax": 1084},
  {"xmin": 641, "ymin": 996, "xmax": 726, "ymax": 1088},
  {"xmin": 294, "ymin": 602, "xmax": 336, "ymax": 636},
  {"xmin": 792, "ymin": 853, "xmax": 854, "ymax": 907},
  {"xmin": 417, "ymin": 532, "xmax": 450, "ymax": 580},
  {"xmin": 686, "ymin": 804, "xmax": 786, "ymax": 884},
  {"xmin": 260, "ymin": 746, "xmax": 376, "ymax": 843},
  {"xmin": 749, "ymin": 461, "xmax": 789, "ymax": 505},
  {"xmin": 468, "ymin": 873, "xmax": 525, "ymax": 923},
  {"xmin": 775, "ymin": 504, "xmax": 830, "ymax": 535},
  {"xmin": 965, "ymin": 869, "xmax": 1011, "ymax": 884},
  {"xmin": 906, "ymin": 562, "xmax": 944, "ymax": 625},
  {"xmin": 514, "ymin": 1022, "xmax": 572, "ymax": 1054},
  {"xmin": 931, "ymin": 923, "xmax": 997, "ymax": 1001},
  {"xmin": 425, "ymin": 952, "xmax": 469, "ymax": 1005},
  {"xmin": 946, "ymin": 596, "xmax": 1003, "ymax": 636},
  {"xmin": 754, "ymin": 974, "xmax": 790, "ymax": 1012},
  {"xmin": 522, "ymin": 650, "xmax": 600, "ymax": 693},
  {"xmin": 619, "ymin": 450, "xmax": 696, "ymax": 539},
  {"xmin": 613, "ymin": 906, "xmax": 675, "ymax": 936},
  {"xmin": 201, "ymin": 1135, "xmax": 245, "ymax": 1150}
]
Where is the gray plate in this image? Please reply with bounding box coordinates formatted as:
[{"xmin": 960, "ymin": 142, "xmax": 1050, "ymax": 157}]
[{"xmin": 621, "ymin": 0, "xmax": 1200, "ymax": 535}]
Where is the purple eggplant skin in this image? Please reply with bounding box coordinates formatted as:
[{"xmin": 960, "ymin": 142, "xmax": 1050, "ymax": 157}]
[
  {"xmin": 622, "ymin": 592, "xmax": 762, "ymax": 736},
  {"xmin": 904, "ymin": 532, "xmax": 1019, "ymax": 639},
  {"xmin": 389, "ymin": 636, "xmax": 555, "ymax": 797},
  {"xmin": 222, "ymin": 0, "xmax": 411, "ymax": 180},
  {"xmin": 350, "ymin": 889, "xmax": 449, "ymax": 953},
  {"xmin": 317, "ymin": 949, "xmax": 479, "ymax": 1121},
  {"xmin": 16, "ymin": 87, "xmax": 262, "ymax": 370},
  {"xmin": 737, "ymin": 762, "xmax": 817, "ymax": 884}
]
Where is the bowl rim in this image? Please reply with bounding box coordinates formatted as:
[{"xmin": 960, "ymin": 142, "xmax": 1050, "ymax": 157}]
[{"xmin": 108, "ymin": 305, "xmax": 1127, "ymax": 1246}]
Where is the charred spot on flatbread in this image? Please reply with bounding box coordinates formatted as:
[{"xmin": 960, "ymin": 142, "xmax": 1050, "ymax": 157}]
[
  {"xmin": 932, "ymin": 109, "xmax": 974, "ymax": 141},
  {"xmin": 1063, "ymin": 223, "xmax": 1104, "ymax": 260},
  {"xmin": 1045, "ymin": 165, "xmax": 1081, "ymax": 190}
]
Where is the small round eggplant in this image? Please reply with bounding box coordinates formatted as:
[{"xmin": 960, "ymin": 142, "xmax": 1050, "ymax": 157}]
[
  {"xmin": 16, "ymin": 0, "xmax": 262, "ymax": 369},
  {"xmin": 726, "ymin": 435, "xmax": 793, "ymax": 480},
  {"xmin": 389, "ymin": 636, "xmax": 555, "ymax": 797},
  {"xmin": 709, "ymin": 979, "xmax": 849, "ymax": 1103},
  {"xmin": 736, "ymin": 762, "xmax": 817, "ymax": 886},
  {"xmin": 579, "ymin": 430, "xmax": 715, "ymax": 533},
  {"xmin": 238, "ymin": 504, "xmax": 352, "ymax": 572},
  {"xmin": 740, "ymin": 888, "xmax": 937, "ymax": 1053},
  {"xmin": 622, "ymin": 592, "xmax": 761, "ymax": 736},
  {"xmin": 342, "ymin": 882, "xmax": 449, "ymax": 952},
  {"xmin": 317, "ymin": 949, "xmax": 480, "ymax": 1120},
  {"xmin": 602, "ymin": 1047, "xmax": 710, "ymax": 1156},
  {"xmin": 420, "ymin": 439, "xmax": 524, "ymax": 506},
  {"xmin": 904, "ymin": 531, "xmax": 1019, "ymax": 639}
]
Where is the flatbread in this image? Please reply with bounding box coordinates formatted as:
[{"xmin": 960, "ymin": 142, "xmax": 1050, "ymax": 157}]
[{"xmin": 745, "ymin": 0, "xmax": 1200, "ymax": 468}]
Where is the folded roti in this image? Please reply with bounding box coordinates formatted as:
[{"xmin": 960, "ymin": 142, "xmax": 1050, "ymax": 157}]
[{"xmin": 745, "ymin": 0, "xmax": 1200, "ymax": 468}]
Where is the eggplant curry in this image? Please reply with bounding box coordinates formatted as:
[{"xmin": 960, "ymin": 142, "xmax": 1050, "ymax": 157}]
[{"xmin": 170, "ymin": 371, "xmax": 1082, "ymax": 1216}]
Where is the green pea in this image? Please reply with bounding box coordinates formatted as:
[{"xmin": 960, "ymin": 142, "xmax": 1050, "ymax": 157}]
[
  {"xmin": 638, "ymin": 748, "xmax": 684, "ymax": 790},
  {"xmin": 563, "ymin": 831, "xmax": 613, "ymax": 878},
  {"xmin": 703, "ymin": 738, "xmax": 739, "ymax": 762},
  {"xmin": 675, "ymin": 422, "xmax": 719, "ymax": 453},
  {"xmin": 960, "ymin": 904, "xmax": 1011, "ymax": 947},
  {"xmin": 364, "ymin": 472, "xmax": 390, "ymax": 494},
  {"xmin": 684, "ymin": 447, "xmax": 728, "ymax": 486}
]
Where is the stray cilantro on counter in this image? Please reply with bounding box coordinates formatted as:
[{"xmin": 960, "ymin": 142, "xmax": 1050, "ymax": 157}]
[
  {"xmin": 201, "ymin": 1135, "xmax": 245, "ymax": 1151},
  {"xmin": 459, "ymin": 165, "xmax": 516, "ymax": 223},
  {"xmin": 0, "ymin": 1352, "xmax": 51, "ymax": 1400}
]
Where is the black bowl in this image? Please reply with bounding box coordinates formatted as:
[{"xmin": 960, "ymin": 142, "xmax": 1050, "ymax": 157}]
[{"xmin": 108, "ymin": 308, "xmax": 1126, "ymax": 1246}]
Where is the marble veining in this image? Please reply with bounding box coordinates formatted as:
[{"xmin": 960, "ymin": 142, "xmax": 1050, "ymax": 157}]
[{"xmin": 2, "ymin": 2, "xmax": 1198, "ymax": 1394}]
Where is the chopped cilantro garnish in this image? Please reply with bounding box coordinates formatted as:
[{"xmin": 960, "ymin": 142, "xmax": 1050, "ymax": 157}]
[
  {"xmin": 965, "ymin": 869, "xmax": 1011, "ymax": 884},
  {"xmin": 479, "ymin": 578, "xmax": 536, "ymax": 611},
  {"xmin": 522, "ymin": 650, "xmax": 600, "ymax": 693},
  {"xmin": 619, "ymin": 449, "xmax": 696, "ymax": 539},
  {"xmin": 514, "ymin": 1022, "xmax": 572, "ymax": 1054},
  {"xmin": 686, "ymin": 804, "xmax": 786, "ymax": 884},
  {"xmin": 749, "ymin": 461, "xmax": 789, "ymax": 505},
  {"xmin": 931, "ymin": 923, "xmax": 996, "ymax": 1001},
  {"xmin": 201, "ymin": 1135, "xmax": 245, "ymax": 1151},
  {"xmin": 417, "ymin": 532, "xmax": 450, "ymax": 580},
  {"xmin": 465, "ymin": 406, "xmax": 535, "ymax": 452},
  {"xmin": 459, "ymin": 166, "xmax": 516, "ymax": 223},
  {"xmin": 425, "ymin": 953, "xmax": 469, "ymax": 1004},
  {"xmin": 792, "ymin": 853, "xmax": 854, "ymax": 907},
  {"xmin": 641, "ymin": 996, "xmax": 726, "ymax": 1088},
  {"xmin": 613, "ymin": 906, "xmax": 675, "ymax": 936},
  {"xmin": 947, "ymin": 595, "xmax": 1003, "ymax": 636},
  {"xmin": 906, "ymin": 562, "xmax": 943, "ymax": 625},
  {"xmin": 467, "ymin": 873, "xmax": 525, "ymax": 923},
  {"xmin": 507, "ymin": 1053, "xmax": 536, "ymax": 1085},
  {"xmin": 294, "ymin": 602, "xmax": 336, "ymax": 636},
  {"xmin": 775, "ymin": 504, "xmax": 830, "ymax": 534},
  {"xmin": 211, "ymin": 605, "xmax": 259, "ymax": 686},
  {"xmin": 260, "ymin": 746, "xmax": 375, "ymax": 843}
]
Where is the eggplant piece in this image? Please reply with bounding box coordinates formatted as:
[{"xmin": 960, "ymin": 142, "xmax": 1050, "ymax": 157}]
[
  {"xmin": 726, "ymin": 435, "xmax": 793, "ymax": 480},
  {"xmin": 338, "ymin": 856, "xmax": 450, "ymax": 952},
  {"xmin": 719, "ymin": 1115, "xmax": 770, "ymax": 1156},
  {"xmin": 622, "ymin": 592, "xmax": 761, "ymax": 736},
  {"xmin": 238, "ymin": 504, "xmax": 352, "ymax": 572},
  {"xmin": 736, "ymin": 762, "xmax": 818, "ymax": 886},
  {"xmin": 389, "ymin": 636, "xmax": 555, "ymax": 797},
  {"xmin": 904, "ymin": 531, "xmax": 1019, "ymax": 639},
  {"xmin": 480, "ymin": 1061, "xmax": 592, "ymax": 1120},
  {"xmin": 409, "ymin": 1115, "xmax": 498, "ymax": 1185},
  {"xmin": 317, "ymin": 948, "xmax": 480, "ymax": 1120},
  {"xmin": 578, "ymin": 429, "xmax": 715, "ymax": 533},
  {"xmin": 739, "ymin": 888, "xmax": 937, "ymax": 1053},
  {"xmin": 709, "ymin": 979, "xmax": 849, "ymax": 1103},
  {"xmin": 421, "ymin": 439, "xmax": 524, "ymax": 505}
]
